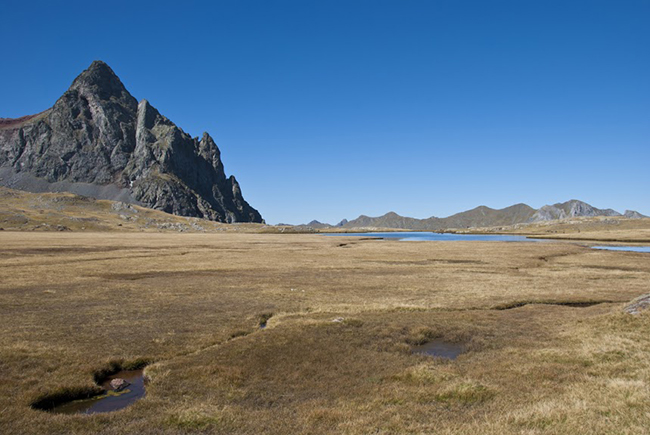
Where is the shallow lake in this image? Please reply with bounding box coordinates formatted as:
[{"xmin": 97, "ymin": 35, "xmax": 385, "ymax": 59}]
[
  {"xmin": 327, "ymin": 232, "xmax": 544, "ymax": 242},
  {"xmin": 327, "ymin": 232, "xmax": 650, "ymax": 252},
  {"xmin": 50, "ymin": 370, "xmax": 146, "ymax": 414}
]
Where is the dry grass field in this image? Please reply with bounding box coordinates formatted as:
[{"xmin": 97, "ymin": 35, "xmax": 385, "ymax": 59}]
[{"xmin": 0, "ymin": 231, "xmax": 649, "ymax": 434}]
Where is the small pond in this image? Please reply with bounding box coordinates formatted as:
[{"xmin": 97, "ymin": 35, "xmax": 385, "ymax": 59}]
[
  {"xmin": 49, "ymin": 370, "xmax": 146, "ymax": 414},
  {"xmin": 411, "ymin": 340, "xmax": 465, "ymax": 360}
]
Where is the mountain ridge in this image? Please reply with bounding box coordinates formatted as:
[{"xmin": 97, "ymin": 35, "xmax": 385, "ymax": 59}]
[
  {"xmin": 0, "ymin": 61, "xmax": 262, "ymax": 223},
  {"xmin": 298, "ymin": 200, "xmax": 647, "ymax": 230}
]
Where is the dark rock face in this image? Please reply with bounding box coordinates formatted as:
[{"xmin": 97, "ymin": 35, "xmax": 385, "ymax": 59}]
[{"xmin": 0, "ymin": 61, "xmax": 262, "ymax": 223}]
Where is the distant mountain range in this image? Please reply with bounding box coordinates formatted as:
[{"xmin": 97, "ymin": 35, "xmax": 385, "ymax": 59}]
[
  {"xmin": 298, "ymin": 200, "xmax": 647, "ymax": 230},
  {"xmin": 0, "ymin": 61, "xmax": 262, "ymax": 223}
]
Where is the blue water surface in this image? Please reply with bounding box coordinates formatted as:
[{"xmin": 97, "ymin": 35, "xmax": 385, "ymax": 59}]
[
  {"xmin": 326, "ymin": 232, "xmax": 543, "ymax": 242},
  {"xmin": 326, "ymin": 232, "xmax": 650, "ymax": 253}
]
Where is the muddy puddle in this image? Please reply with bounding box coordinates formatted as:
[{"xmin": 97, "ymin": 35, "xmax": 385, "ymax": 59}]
[
  {"xmin": 49, "ymin": 370, "xmax": 146, "ymax": 414},
  {"xmin": 412, "ymin": 340, "xmax": 464, "ymax": 360}
]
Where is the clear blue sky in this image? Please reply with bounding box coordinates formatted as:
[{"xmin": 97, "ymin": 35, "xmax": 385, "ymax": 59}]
[{"xmin": 2, "ymin": 0, "xmax": 648, "ymax": 224}]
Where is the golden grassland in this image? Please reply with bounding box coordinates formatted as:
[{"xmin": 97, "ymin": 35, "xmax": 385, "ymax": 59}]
[{"xmin": 0, "ymin": 230, "xmax": 649, "ymax": 434}]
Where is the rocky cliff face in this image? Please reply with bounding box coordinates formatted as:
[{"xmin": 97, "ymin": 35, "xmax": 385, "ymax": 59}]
[{"xmin": 0, "ymin": 61, "xmax": 262, "ymax": 223}]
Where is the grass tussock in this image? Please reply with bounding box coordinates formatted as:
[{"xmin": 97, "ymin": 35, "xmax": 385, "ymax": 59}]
[
  {"xmin": 393, "ymin": 364, "xmax": 456, "ymax": 385},
  {"xmin": 405, "ymin": 326, "xmax": 440, "ymax": 345},
  {"xmin": 405, "ymin": 325, "xmax": 470, "ymax": 346},
  {"xmin": 433, "ymin": 379, "xmax": 495, "ymax": 404},
  {"xmin": 166, "ymin": 405, "xmax": 234, "ymax": 431},
  {"xmin": 342, "ymin": 318, "xmax": 364, "ymax": 327}
]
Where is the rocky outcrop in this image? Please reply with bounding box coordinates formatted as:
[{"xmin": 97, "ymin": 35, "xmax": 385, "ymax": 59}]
[{"xmin": 0, "ymin": 61, "xmax": 262, "ymax": 223}]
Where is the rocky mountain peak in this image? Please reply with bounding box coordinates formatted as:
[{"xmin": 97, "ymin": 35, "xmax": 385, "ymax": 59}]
[
  {"xmin": 71, "ymin": 61, "xmax": 122, "ymax": 88},
  {"xmin": 565, "ymin": 200, "xmax": 594, "ymax": 217},
  {"xmin": 0, "ymin": 61, "xmax": 262, "ymax": 223},
  {"xmin": 67, "ymin": 60, "xmax": 135, "ymax": 106}
]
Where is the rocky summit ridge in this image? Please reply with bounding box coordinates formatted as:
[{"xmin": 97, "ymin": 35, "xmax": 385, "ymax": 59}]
[{"xmin": 0, "ymin": 61, "xmax": 262, "ymax": 223}]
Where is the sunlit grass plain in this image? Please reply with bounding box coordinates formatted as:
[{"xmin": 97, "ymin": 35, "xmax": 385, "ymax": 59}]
[{"xmin": 0, "ymin": 230, "xmax": 649, "ymax": 434}]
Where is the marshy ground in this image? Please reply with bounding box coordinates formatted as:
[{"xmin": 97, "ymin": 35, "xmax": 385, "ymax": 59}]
[{"xmin": 0, "ymin": 232, "xmax": 649, "ymax": 434}]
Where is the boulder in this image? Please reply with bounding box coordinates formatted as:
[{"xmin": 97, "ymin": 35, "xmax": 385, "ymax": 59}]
[{"xmin": 110, "ymin": 378, "xmax": 130, "ymax": 391}]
